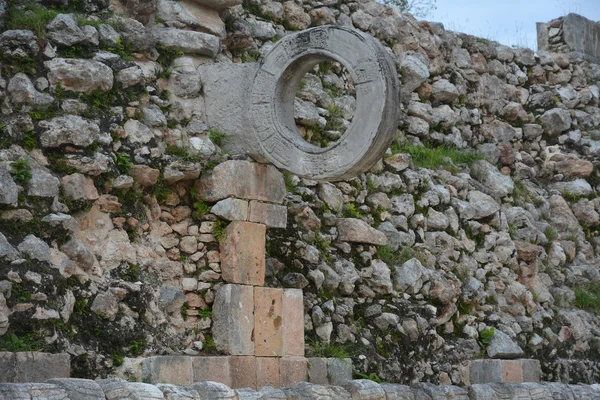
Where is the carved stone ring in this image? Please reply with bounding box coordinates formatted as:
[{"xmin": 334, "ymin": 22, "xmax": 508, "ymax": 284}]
[{"xmin": 201, "ymin": 26, "xmax": 400, "ymax": 181}]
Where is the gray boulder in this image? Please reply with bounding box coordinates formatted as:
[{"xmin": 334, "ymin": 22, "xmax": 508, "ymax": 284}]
[
  {"xmin": 7, "ymin": 73, "xmax": 54, "ymax": 107},
  {"xmin": 0, "ymin": 166, "xmax": 18, "ymax": 205},
  {"xmin": 0, "ymin": 29, "xmax": 39, "ymax": 57},
  {"xmin": 17, "ymin": 235, "xmax": 51, "ymax": 262},
  {"xmin": 486, "ymin": 329, "xmax": 524, "ymax": 359},
  {"xmin": 46, "ymin": 14, "xmax": 86, "ymax": 46},
  {"xmin": 45, "ymin": 58, "xmax": 114, "ymax": 93},
  {"xmin": 540, "ymin": 108, "xmax": 572, "ymax": 137},
  {"xmin": 39, "ymin": 115, "xmax": 100, "ymax": 148}
]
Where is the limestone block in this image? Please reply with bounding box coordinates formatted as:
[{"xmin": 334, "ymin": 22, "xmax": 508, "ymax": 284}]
[
  {"xmin": 211, "ymin": 198, "xmax": 249, "ymax": 221},
  {"xmin": 307, "ymin": 358, "xmax": 328, "ymax": 385},
  {"xmin": 221, "ymin": 221, "xmax": 266, "ymax": 286},
  {"xmin": 192, "ymin": 356, "xmax": 232, "ymax": 387},
  {"xmin": 0, "ymin": 352, "xmax": 70, "ymax": 382},
  {"xmin": 327, "ymin": 358, "xmax": 352, "ymax": 385},
  {"xmin": 0, "ymin": 382, "xmax": 67, "ymax": 399},
  {"xmin": 248, "ymin": 201, "xmax": 287, "ymax": 228},
  {"xmin": 186, "ymin": 0, "xmax": 242, "ymax": 11},
  {"xmin": 212, "ymin": 284, "xmax": 255, "ymax": 355},
  {"xmin": 282, "ymin": 289, "xmax": 304, "ymax": 357},
  {"xmin": 342, "ymin": 380, "xmax": 386, "ymax": 400},
  {"xmin": 97, "ymin": 378, "xmax": 139, "ymax": 400},
  {"xmin": 151, "ymin": 27, "xmax": 220, "ymax": 58},
  {"xmin": 140, "ymin": 356, "xmax": 193, "ymax": 385},
  {"xmin": 254, "ymin": 287, "xmax": 283, "ymax": 357},
  {"xmin": 46, "ymin": 378, "xmax": 105, "ymax": 399},
  {"xmin": 279, "ymin": 357, "xmax": 307, "ymax": 388},
  {"xmin": 191, "ymin": 381, "xmax": 236, "ymax": 399},
  {"xmin": 381, "ymin": 384, "xmax": 415, "ymax": 400},
  {"xmin": 230, "ymin": 356, "xmax": 256, "ymax": 390},
  {"xmin": 44, "ymin": 58, "xmax": 113, "ymax": 93},
  {"xmin": 128, "ymin": 382, "xmax": 167, "ymax": 399},
  {"xmin": 256, "ymin": 357, "xmax": 280, "ymax": 389},
  {"xmin": 196, "ymin": 160, "xmax": 286, "ymax": 204},
  {"xmin": 337, "ymin": 218, "xmax": 388, "ymax": 245},
  {"xmin": 469, "ymin": 359, "xmax": 541, "ymax": 384}
]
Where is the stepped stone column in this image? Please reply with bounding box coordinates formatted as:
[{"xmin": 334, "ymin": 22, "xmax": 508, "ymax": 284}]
[{"xmin": 193, "ymin": 24, "xmax": 400, "ymax": 390}]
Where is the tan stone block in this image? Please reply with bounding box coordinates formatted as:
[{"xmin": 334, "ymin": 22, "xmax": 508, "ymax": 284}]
[
  {"xmin": 141, "ymin": 356, "xmax": 193, "ymax": 385},
  {"xmin": 521, "ymin": 359, "xmax": 541, "ymax": 382},
  {"xmin": 212, "ymin": 284, "xmax": 255, "ymax": 355},
  {"xmin": 254, "ymin": 287, "xmax": 283, "ymax": 357},
  {"xmin": 221, "ymin": 221, "xmax": 266, "ymax": 286},
  {"xmin": 282, "ymin": 288, "xmax": 305, "ymax": 356},
  {"xmin": 192, "ymin": 356, "xmax": 231, "ymax": 386},
  {"xmin": 230, "ymin": 356, "xmax": 257, "ymax": 389},
  {"xmin": 307, "ymin": 357, "xmax": 328, "ymax": 385},
  {"xmin": 256, "ymin": 357, "xmax": 280, "ymax": 388},
  {"xmin": 279, "ymin": 357, "xmax": 307, "ymax": 388},
  {"xmin": 248, "ymin": 201, "xmax": 287, "ymax": 228},
  {"xmin": 501, "ymin": 360, "xmax": 523, "ymax": 383}
]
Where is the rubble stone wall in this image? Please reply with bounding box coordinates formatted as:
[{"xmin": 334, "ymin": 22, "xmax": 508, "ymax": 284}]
[{"xmin": 1, "ymin": 0, "xmax": 600, "ymax": 391}]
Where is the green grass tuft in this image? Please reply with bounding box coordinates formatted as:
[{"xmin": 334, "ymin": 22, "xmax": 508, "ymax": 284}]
[
  {"xmin": 574, "ymin": 283, "xmax": 600, "ymax": 314},
  {"xmin": 391, "ymin": 143, "xmax": 484, "ymax": 172}
]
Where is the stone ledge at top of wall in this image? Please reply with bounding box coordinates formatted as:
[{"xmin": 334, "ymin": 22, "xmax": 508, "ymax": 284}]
[
  {"xmin": 195, "ymin": 160, "xmax": 287, "ymax": 204},
  {"xmin": 151, "ymin": 27, "xmax": 221, "ymax": 58}
]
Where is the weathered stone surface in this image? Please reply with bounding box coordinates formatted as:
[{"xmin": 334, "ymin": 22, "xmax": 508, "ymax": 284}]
[
  {"xmin": 202, "ymin": 26, "xmax": 399, "ymax": 180},
  {"xmin": 469, "ymin": 359, "xmax": 541, "ymax": 384},
  {"xmin": 61, "ymin": 173, "xmax": 99, "ymax": 201},
  {"xmin": 129, "ymin": 165, "xmax": 160, "ymax": 187},
  {"xmin": 18, "ymin": 235, "xmax": 50, "ymax": 262},
  {"xmin": 213, "ymin": 284, "xmax": 255, "ymax": 355},
  {"xmin": 197, "ymin": 160, "xmax": 286, "ymax": 203},
  {"xmin": 337, "ymin": 218, "xmax": 388, "ymax": 245},
  {"xmin": 280, "ymin": 357, "xmax": 307, "ymax": 388},
  {"xmin": 39, "ymin": 115, "xmax": 100, "ymax": 148},
  {"xmin": 256, "ymin": 357, "xmax": 280, "ymax": 389},
  {"xmin": 307, "ymin": 358, "xmax": 328, "ymax": 385},
  {"xmin": 471, "ymin": 160, "xmax": 514, "ymax": 197},
  {"xmin": 539, "ymin": 108, "xmax": 572, "ymax": 137},
  {"xmin": 230, "ymin": 356, "xmax": 257, "ymax": 390},
  {"xmin": 254, "ymin": 287, "xmax": 283, "ymax": 357},
  {"xmin": 156, "ymin": 0, "xmax": 225, "ymax": 36},
  {"xmin": 45, "ymin": 58, "xmax": 113, "ymax": 92},
  {"xmin": 0, "ymin": 352, "xmax": 70, "ymax": 382},
  {"xmin": 191, "ymin": 381, "xmax": 236, "ymax": 399},
  {"xmin": 282, "ymin": 289, "xmax": 304, "ymax": 357},
  {"xmin": 0, "ymin": 167, "xmax": 18, "ymax": 205},
  {"xmin": 157, "ymin": 383, "xmax": 200, "ymax": 400},
  {"xmin": 7, "ymin": 73, "xmax": 54, "ymax": 107},
  {"xmin": 124, "ymin": 119, "xmax": 155, "ymax": 144},
  {"xmin": 46, "ymin": 378, "xmax": 104, "ymax": 399},
  {"xmin": 152, "ymin": 27, "xmax": 220, "ymax": 57},
  {"xmin": 186, "ymin": 0, "xmax": 241, "ymax": 10},
  {"xmin": 432, "ymin": 79, "xmax": 459, "ymax": 102},
  {"xmin": 248, "ymin": 201, "xmax": 287, "ymax": 228},
  {"xmin": 211, "ymin": 198, "xmax": 249, "ymax": 221},
  {"xmin": 328, "ymin": 358, "xmax": 353, "ymax": 385},
  {"xmin": 27, "ymin": 167, "xmax": 59, "ymax": 198},
  {"xmin": 561, "ymin": 13, "xmax": 600, "ymax": 58},
  {"xmin": 221, "ymin": 221, "xmax": 266, "ymax": 286},
  {"xmin": 158, "ymin": 286, "xmax": 187, "ymax": 313},
  {"xmin": 141, "ymin": 356, "xmax": 193, "ymax": 385},
  {"xmin": 46, "ymin": 14, "xmax": 86, "ymax": 46},
  {"xmin": 0, "ymin": 29, "xmax": 39, "ymax": 57},
  {"xmin": 343, "ymin": 379, "xmax": 386, "ymax": 399},
  {"xmin": 192, "ymin": 356, "xmax": 231, "ymax": 387},
  {"xmin": 487, "ymin": 330, "xmax": 525, "ymax": 359}
]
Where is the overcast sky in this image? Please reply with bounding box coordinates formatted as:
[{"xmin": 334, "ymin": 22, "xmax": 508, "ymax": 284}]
[{"xmin": 427, "ymin": 0, "xmax": 600, "ymax": 50}]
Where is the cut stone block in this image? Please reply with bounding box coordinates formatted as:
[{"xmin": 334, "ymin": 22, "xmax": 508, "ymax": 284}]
[
  {"xmin": 280, "ymin": 357, "xmax": 307, "ymax": 388},
  {"xmin": 196, "ymin": 160, "xmax": 286, "ymax": 204},
  {"xmin": 248, "ymin": 201, "xmax": 287, "ymax": 228},
  {"xmin": 0, "ymin": 352, "xmax": 70, "ymax": 382},
  {"xmin": 254, "ymin": 287, "xmax": 283, "ymax": 357},
  {"xmin": 211, "ymin": 198, "xmax": 249, "ymax": 221},
  {"xmin": 469, "ymin": 359, "xmax": 541, "ymax": 384},
  {"xmin": 213, "ymin": 284, "xmax": 255, "ymax": 355},
  {"xmin": 230, "ymin": 356, "xmax": 257, "ymax": 390},
  {"xmin": 46, "ymin": 378, "xmax": 105, "ymax": 399},
  {"xmin": 191, "ymin": 381, "xmax": 236, "ymax": 399},
  {"xmin": 192, "ymin": 356, "xmax": 232, "ymax": 387},
  {"xmin": 221, "ymin": 221, "xmax": 266, "ymax": 286},
  {"xmin": 282, "ymin": 288, "xmax": 305, "ymax": 357},
  {"xmin": 140, "ymin": 356, "xmax": 193, "ymax": 385},
  {"xmin": 256, "ymin": 357, "xmax": 280, "ymax": 388},
  {"xmin": 307, "ymin": 357, "xmax": 328, "ymax": 385},
  {"xmin": 343, "ymin": 379, "xmax": 386, "ymax": 399},
  {"xmin": 328, "ymin": 358, "xmax": 353, "ymax": 385}
]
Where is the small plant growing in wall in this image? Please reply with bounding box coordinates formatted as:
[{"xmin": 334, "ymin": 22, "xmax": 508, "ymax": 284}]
[
  {"xmin": 478, "ymin": 327, "xmax": 495, "ymax": 347},
  {"xmin": 208, "ymin": 127, "xmax": 226, "ymax": 147},
  {"xmin": 10, "ymin": 159, "xmax": 32, "ymax": 185},
  {"xmin": 115, "ymin": 152, "xmax": 134, "ymax": 174}
]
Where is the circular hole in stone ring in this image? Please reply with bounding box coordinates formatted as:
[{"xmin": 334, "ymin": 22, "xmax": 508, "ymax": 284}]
[{"xmin": 249, "ymin": 26, "xmax": 400, "ymax": 181}]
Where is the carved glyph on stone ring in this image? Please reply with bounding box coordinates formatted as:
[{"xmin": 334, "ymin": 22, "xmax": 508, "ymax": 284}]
[{"xmin": 200, "ymin": 26, "xmax": 400, "ymax": 181}]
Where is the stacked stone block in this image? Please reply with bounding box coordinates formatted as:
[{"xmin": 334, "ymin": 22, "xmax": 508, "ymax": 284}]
[{"xmin": 198, "ymin": 160, "xmax": 310, "ymax": 389}]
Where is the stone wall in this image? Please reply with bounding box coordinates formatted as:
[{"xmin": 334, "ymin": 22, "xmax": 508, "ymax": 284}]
[
  {"xmin": 537, "ymin": 13, "xmax": 600, "ymax": 61},
  {"xmin": 1, "ymin": 0, "xmax": 600, "ymax": 390}
]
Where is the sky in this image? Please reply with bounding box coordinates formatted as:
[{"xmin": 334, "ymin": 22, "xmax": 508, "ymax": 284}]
[{"xmin": 426, "ymin": 0, "xmax": 600, "ymax": 50}]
